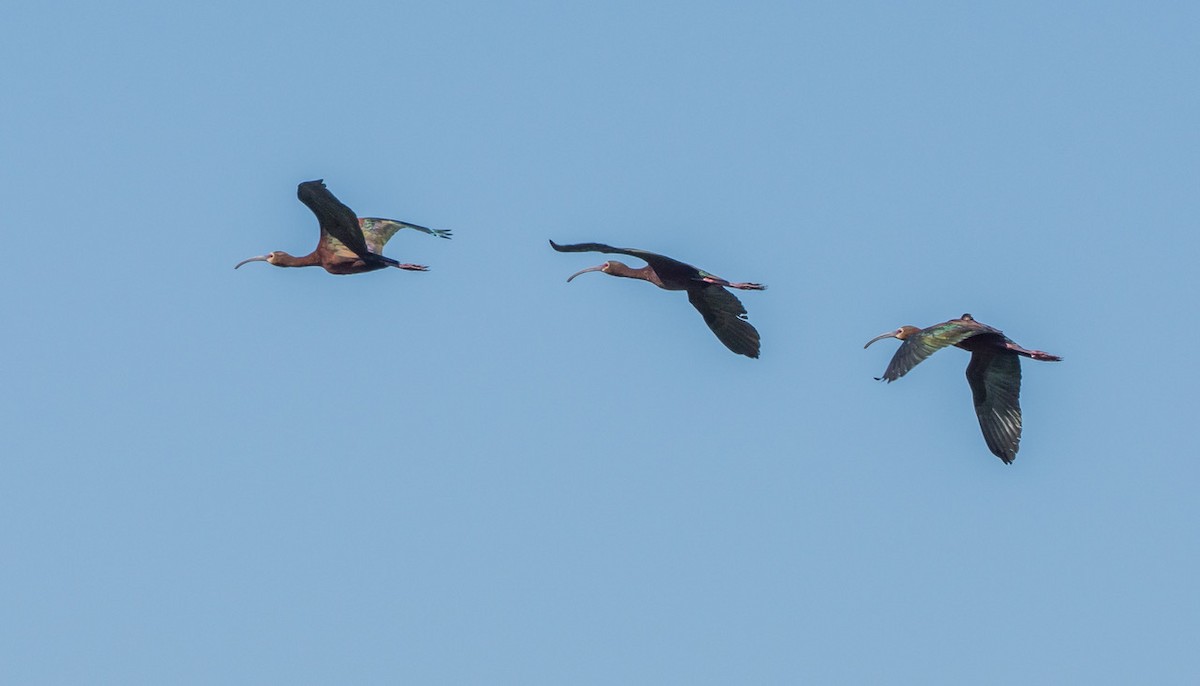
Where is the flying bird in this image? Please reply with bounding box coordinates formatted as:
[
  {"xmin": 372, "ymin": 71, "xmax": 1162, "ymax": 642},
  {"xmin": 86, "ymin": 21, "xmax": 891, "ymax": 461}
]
[
  {"xmin": 864, "ymin": 313, "xmax": 1061, "ymax": 463},
  {"xmin": 236, "ymin": 179, "xmax": 450, "ymax": 274},
  {"xmin": 550, "ymin": 240, "xmax": 766, "ymax": 358}
]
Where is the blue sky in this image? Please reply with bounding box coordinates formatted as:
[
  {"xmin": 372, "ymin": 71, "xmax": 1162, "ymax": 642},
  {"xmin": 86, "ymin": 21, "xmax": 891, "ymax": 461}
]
[{"xmin": 2, "ymin": 1, "xmax": 1197, "ymax": 683}]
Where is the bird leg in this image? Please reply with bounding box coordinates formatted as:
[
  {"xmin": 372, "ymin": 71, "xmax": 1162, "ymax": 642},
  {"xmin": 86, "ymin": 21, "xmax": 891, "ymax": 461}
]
[
  {"xmin": 394, "ymin": 263, "xmax": 430, "ymax": 272},
  {"xmin": 1004, "ymin": 342, "xmax": 1061, "ymax": 361},
  {"xmin": 696, "ymin": 275, "xmax": 766, "ymax": 290}
]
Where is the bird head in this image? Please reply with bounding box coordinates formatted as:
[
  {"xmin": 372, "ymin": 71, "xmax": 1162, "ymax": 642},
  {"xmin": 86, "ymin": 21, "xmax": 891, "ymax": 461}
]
[
  {"xmin": 234, "ymin": 251, "xmax": 287, "ymax": 269},
  {"xmin": 863, "ymin": 325, "xmax": 922, "ymax": 348},
  {"xmin": 565, "ymin": 260, "xmax": 622, "ymax": 282}
]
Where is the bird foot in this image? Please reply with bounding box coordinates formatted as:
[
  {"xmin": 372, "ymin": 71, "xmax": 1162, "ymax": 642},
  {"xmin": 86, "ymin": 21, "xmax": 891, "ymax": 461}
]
[
  {"xmin": 730, "ymin": 282, "xmax": 766, "ymax": 290},
  {"xmin": 397, "ymin": 263, "xmax": 430, "ymax": 271}
]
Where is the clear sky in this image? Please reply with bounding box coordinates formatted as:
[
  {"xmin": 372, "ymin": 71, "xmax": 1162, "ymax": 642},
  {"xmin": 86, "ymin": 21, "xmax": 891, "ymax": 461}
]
[{"xmin": 2, "ymin": 1, "xmax": 1197, "ymax": 683}]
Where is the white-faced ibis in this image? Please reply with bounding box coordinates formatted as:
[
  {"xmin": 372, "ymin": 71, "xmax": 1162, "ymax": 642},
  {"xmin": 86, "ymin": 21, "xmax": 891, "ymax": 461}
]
[
  {"xmin": 864, "ymin": 313, "xmax": 1061, "ymax": 464},
  {"xmin": 235, "ymin": 180, "xmax": 451, "ymax": 275},
  {"xmin": 550, "ymin": 240, "xmax": 766, "ymax": 358}
]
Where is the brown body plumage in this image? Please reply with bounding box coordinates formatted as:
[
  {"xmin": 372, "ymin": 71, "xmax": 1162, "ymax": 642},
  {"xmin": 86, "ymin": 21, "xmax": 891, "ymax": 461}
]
[{"xmin": 236, "ymin": 180, "xmax": 448, "ymax": 275}]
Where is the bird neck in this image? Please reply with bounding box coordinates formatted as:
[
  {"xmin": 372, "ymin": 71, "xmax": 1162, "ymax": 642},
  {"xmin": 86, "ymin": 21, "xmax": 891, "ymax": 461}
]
[
  {"xmin": 607, "ymin": 262, "xmax": 662, "ymax": 287},
  {"xmin": 273, "ymin": 251, "xmax": 322, "ymax": 268}
]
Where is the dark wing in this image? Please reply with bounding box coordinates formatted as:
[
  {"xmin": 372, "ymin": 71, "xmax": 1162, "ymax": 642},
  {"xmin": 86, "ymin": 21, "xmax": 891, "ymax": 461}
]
[
  {"xmin": 549, "ymin": 240, "xmax": 652, "ymax": 258},
  {"xmin": 298, "ymin": 180, "xmax": 395, "ymax": 265},
  {"xmin": 966, "ymin": 349, "xmax": 1023, "ymax": 463},
  {"xmin": 880, "ymin": 321, "xmax": 983, "ymax": 382},
  {"xmin": 548, "ymin": 240, "xmax": 698, "ymax": 276},
  {"xmin": 687, "ymin": 285, "xmax": 760, "ymax": 358},
  {"xmin": 360, "ymin": 218, "xmax": 451, "ymax": 253}
]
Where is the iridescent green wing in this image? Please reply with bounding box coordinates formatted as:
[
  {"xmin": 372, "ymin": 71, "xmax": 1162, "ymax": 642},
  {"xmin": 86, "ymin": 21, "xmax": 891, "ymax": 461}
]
[
  {"xmin": 319, "ymin": 233, "xmax": 361, "ymax": 263},
  {"xmin": 880, "ymin": 321, "xmax": 982, "ymax": 381},
  {"xmin": 966, "ymin": 349, "xmax": 1023, "ymax": 463},
  {"xmin": 687, "ymin": 285, "xmax": 760, "ymax": 358},
  {"xmin": 360, "ymin": 218, "xmax": 452, "ymax": 253}
]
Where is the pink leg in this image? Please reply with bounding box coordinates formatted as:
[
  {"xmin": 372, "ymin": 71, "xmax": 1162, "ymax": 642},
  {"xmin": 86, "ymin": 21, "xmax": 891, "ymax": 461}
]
[
  {"xmin": 1026, "ymin": 350, "xmax": 1062, "ymax": 361},
  {"xmin": 698, "ymin": 276, "xmax": 766, "ymax": 290},
  {"xmin": 396, "ymin": 263, "xmax": 429, "ymax": 272},
  {"xmin": 1005, "ymin": 342, "xmax": 1061, "ymax": 361},
  {"xmin": 728, "ymin": 281, "xmax": 766, "ymax": 291}
]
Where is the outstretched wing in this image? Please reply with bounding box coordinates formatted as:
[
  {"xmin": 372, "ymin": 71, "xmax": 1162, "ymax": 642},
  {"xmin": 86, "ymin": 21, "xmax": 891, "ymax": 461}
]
[
  {"xmin": 966, "ymin": 349, "xmax": 1023, "ymax": 463},
  {"xmin": 687, "ymin": 285, "xmax": 761, "ymax": 358},
  {"xmin": 879, "ymin": 321, "xmax": 983, "ymax": 382},
  {"xmin": 549, "ymin": 240, "xmax": 697, "ymax": 275},
  {"xmin": 298, "ymin": 181, "xmax": 399, "ymax": 268},
  {"xmin": 297, "ymin": 180, "xmax": 372, "ymax": 257},
  {"xmin": 360, "ymin": 218, "xmax": 452, "ymax": 253}
]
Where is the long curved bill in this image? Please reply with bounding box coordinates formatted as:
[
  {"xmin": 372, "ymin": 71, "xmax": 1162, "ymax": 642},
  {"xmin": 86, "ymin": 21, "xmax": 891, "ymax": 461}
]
[
  {"xmin": 234, "ymin": 255, "xmax": 270, "ymax": 269},
  {"xmin": 863, "ymin": 329, "xmax": 901, "ymax": 349},
  {"xmin": 566, "ymin": 264, "xmax": 605, "ymax": 282}
]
